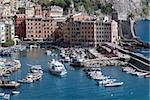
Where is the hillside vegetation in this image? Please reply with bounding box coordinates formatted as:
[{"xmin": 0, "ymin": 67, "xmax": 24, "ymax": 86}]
[{"xmin": 38, "ymin": 0, "xmax": 149, "ymax": 17}]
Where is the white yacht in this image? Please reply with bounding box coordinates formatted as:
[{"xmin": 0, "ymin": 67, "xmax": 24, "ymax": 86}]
[
  {"xmin": 12, "ymin": 91, "xmax": 20, "ymax": 95},
  {"xmin": 98, "ymin": 79, "xmax": 116, "ymax": 85},
  {"xmin": 46, "ymin": 50, "xmax": 52, "ymax": 55},
  {"xmin": 104, "ymin": 82, "xmax": 124, "ymax": 87},
  {"xmin": 48, "ymin": 59, "xmax": 67, "ymax": 76},
  {"xmin": 30, "ymin": 65, "xmax": 43, "ymax": 74}
]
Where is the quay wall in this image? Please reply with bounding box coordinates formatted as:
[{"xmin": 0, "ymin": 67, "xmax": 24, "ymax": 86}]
[{"xmin": 116, "ymin": 47, "xmax": 150, "ymax": 72}]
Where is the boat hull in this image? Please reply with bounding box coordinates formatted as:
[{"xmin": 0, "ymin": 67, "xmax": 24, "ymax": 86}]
[{"xmin": 49, "ymin": 69, "xmax": 67, "ymax": 76}]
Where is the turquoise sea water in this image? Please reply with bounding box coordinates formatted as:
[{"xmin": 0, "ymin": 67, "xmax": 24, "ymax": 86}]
[
  {"xmin": 135, "ymin": 19, "xmax": 150, "ymax": 43},
  {"xmin": 135, "ymin": 19, "xmax": 150, "ymax": 58},
  {"xmin": 0, "ymin": 48, "xmax": 149, "ymax": 100}
]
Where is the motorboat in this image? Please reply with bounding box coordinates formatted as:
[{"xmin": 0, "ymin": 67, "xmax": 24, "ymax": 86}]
[
  {"xmin": 136, "ymin": 72, "xmax": 148, "ymax": 77},
  {"xmin": 144, "ymin": 73, "xmax": 150, "ymax": 78},
  {"xmin": 3, "ymin": 94, "xmax": 10, "ymax": 100},
  {"xmin": 0, "ymin": 81, "xmax": 20, "ymax": 89},
  {"xmin": 48, "ymin": 59, "xmax": 67, "ymax": 76},
  {"xmin": 18, "ymin": 72, "xmax": 42, "ymax": 83},
  {"xmin": 46, "ymin": 50, "xmax": 52, "ymax": 55},
  {"xmin": 104, "ymin": 82, "xmax": 124, "ymax": 87},
  {"xmin": 91, "ymin": 75, "xmax": 109, "ymax": 80},
  {"xmin": 88, "ymin": 71, "xmax": 102, "ymax": 77},
  {"xmin": 64, "ymin": 56, "xmax": 71, "ymax": 62},
  {"xmin": 98, "ymin": 79, "xmax": 116, "ymax": 85},
  {"xmin": 18, "ymin": 74, "xmax": 34, "ymax": 83},
  {"xmin": 30, "ymin": 65, "xmax": 43, "ymax": 73},
  {"xmin": 0, "ymin": 93, "xmax": 5, "ymax": 96},
  {"xmin": 122, "ymin": 66, "xmax": 135, "ymax": 72},
  {"xmin": 11, "ymin": 91, "xmax": 20, "ymax": 95}
]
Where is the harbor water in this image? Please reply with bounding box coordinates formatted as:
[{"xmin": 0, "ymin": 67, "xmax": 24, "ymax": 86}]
[
  {"xmin": 0, "ymin": 48, "xmax": 149, "ymax": 100},
  {"xmin": 135, "ymin": 19, "xmax": 150, "ymax": 43},
  {"xmin": 135, "ymin": 19, "xmax": 150, "ymax": 58}
]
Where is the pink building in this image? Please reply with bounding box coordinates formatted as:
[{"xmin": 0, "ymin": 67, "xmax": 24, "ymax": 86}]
[
  {"xmin": 26, "ymin": 17, "xmax": 55, "ymax": 41},
  {"xmin": 72, "ymin": 13, "xmax": 91, "ymax": 21},
  {"xmin": 63, "ymin": 17, "xmax": 118, "ymax": 47},
  {"xmin": 34, "ymin": 4, "xmax": 42, "ymax": 17}
]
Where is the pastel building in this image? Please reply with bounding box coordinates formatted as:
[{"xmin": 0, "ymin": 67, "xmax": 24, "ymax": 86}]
[
  {"xmin": 4, "ymin": 18, "xmax": 15, "ymax": 40},
  {"xmin": 49, "ymin": 6, "xmax": 63, "ymax": 17},
  {"xmin": 0, "ymin": 21, "xmax": 6, "ymax": 43},
  {"xmin": 72, "ymin": 13, "xmax": 91, "ymax": 21},
  {"xmin": 26, "ymin": 17, "xmax": 55, "ymax": 41},
  {"xmin": 63, "ymin": 16, "xmax": 119, "ymax": 47}
]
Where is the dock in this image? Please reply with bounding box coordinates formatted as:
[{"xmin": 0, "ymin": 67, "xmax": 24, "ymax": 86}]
[{"xmin": 106, "ymin": 43, "xmax": 150, "ymax": 72}]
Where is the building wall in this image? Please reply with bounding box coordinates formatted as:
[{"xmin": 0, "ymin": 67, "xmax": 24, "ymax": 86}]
[
  {"xmin": 34, "ymin": 4, "xmax": 42, "ymax": 17},
  {"xmin": 95, "ymin": 21, "xmax": 111, "ymax": 45},
  {"xmin": 70, "ymin": 21, "xmax": 81, "ymax": 46},
  {"xmin": 73, "ymin": 14, "xmax": 91, "ymax": 21},
  {"xmin": 25, "ymin": 7, "xmax": 35, "ymax": 18},
  {"xmin": 80, "ymin": 21, "xmax": 95, "ymax": 47},
  {"xmin": 63, "ymin": 21, "xmax": 70, "ymax": 44},
  {"xmin": 5, "ymin": 24, "xmax": 11, "ymax": 41},
  {"xmin": 50, "ymin": 6, "xmax": 63, "ymax": 17},
  {"xmin": 15, "ymin": 14, "xmax": 26, "ymax": 39},
  {"xmin": 111, "ymin": 20, "xmax": 118, "ymax": 44},
  {"xmin": 26, "ymin": 18, "xmax": 55, "ymax": 41},
  {"xmin": 63, "ymin": 17, "xmax": 118, "ymax": 47},
  {"xmin": 0, "ymin": 22, "xmax": 6, "ymax": 43}
]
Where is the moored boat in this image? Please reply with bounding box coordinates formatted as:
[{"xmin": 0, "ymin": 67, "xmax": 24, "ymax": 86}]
[
  {"xmin": 104, "ymin": 82, "xmax": 124, "ymax": 87},
  {"xmin": 0, "ymin": 80, "xmax": 20, "ymax": 89},
  {"xmin": 11, "ymin": 91, "xmax": 20, "ymax": 95},
  {"xmin": 3, "ymin": 94, "xmax": 10, "ymax": 100},
  {"xmin": 46, "ymin": 50, "xmax": 52, "ymax": 55},
  {"xmin": 144, "ymin": 74, "xmax": 150, "ymax": 78},
  {"xmin": 98, "ymin": 79, "xmax": 116, "ymax": 85},
  {"xmin": 48, "ymin": 59, "xmax": 67, "ymax": 76},
  {"xmin": 30, "ymin": 65, "xmax": 43, "ymax": 73},
  {"xmin": 136, "ymin": 72, "xmax": 148, "ymax": 77},
  {"xmin": 0, "ymin": 93, "xmax": 5, "ymax": 97}
]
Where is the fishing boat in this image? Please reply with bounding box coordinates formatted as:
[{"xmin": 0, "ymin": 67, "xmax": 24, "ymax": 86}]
[
  {"xmin": 48, "ymin": 59, "xmax": 67, "ymax": 76},
  {"xmin": 11, "ymin": 91, "xmax": 20, "ymax": 95},
  {"xmin": 104, "ymin": 82, "xmax": 124, "ymax": 87},
  {"xmin": 3, "ymin": 94, "xmax": 10, "ymax": 100}
]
